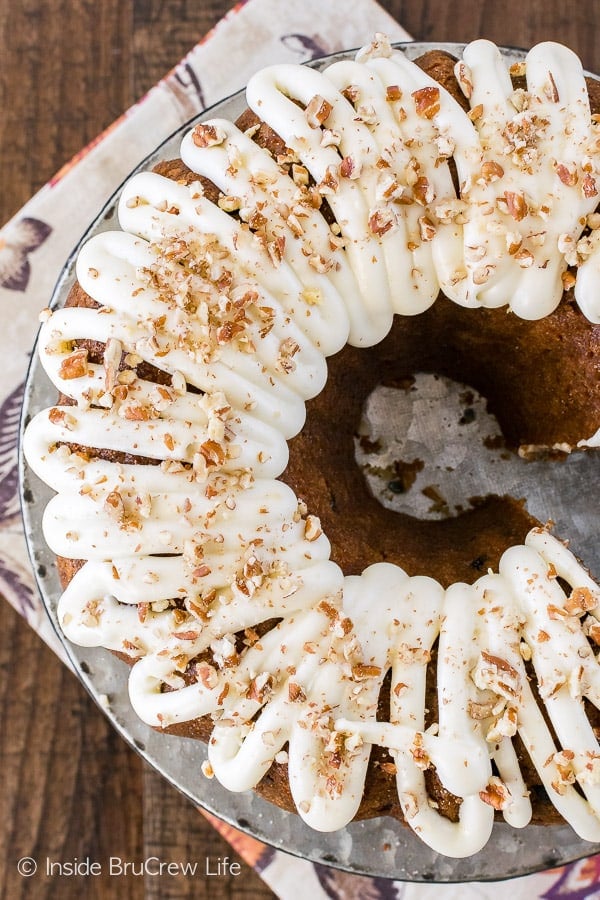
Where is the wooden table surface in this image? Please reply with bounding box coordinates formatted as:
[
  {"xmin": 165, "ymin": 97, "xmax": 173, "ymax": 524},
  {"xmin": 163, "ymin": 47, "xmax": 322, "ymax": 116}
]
[{"xmin": 1, "ymin": 1, "xmax": 599, "ymax": 897}]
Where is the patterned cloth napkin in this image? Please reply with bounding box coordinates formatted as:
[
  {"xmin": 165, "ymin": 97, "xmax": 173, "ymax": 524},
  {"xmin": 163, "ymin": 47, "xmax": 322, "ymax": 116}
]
[{"xmin": 2, "ymin": 0, "xmax": 598, "ymax": 896}]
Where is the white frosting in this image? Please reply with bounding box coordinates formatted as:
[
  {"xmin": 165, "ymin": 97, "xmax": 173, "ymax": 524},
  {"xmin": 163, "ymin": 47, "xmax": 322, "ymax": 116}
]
[
  {"xmin": 245, "ymin": 39, "xmax": 600, "ymax": 323},
  {"xmin": 23, "ymin": 38, "xmax": 600, "ymax": 857}
]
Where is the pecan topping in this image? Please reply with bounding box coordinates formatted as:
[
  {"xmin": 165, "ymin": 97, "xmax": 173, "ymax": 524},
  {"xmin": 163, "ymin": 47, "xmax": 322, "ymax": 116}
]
[
  {"xmin": 587, "ymin": 621, "xmax": 600, "ymax": 644},
  {"xmin": 340, "ymin": 156, "xmax": 357, "ymax": 179},
  {"xmin": 504, "ymin": 190, "xmax": 528, "ymax": 221},
  {"xmin": 246, "ymin": 673, "xmax": 273, "ymax": 703},
  {"xmin": 479, "ymin": 777, "xmax": 511, "ymax": 810},
  {"xmin": 59, "ymin": 348, "xmax": 89, "ymax": 380},
  {"xmin": 556, "ymin": 163, "xmax": 578, "ymax": 187},
  {"xmin": 318, "ymin": 600, "xmax": 338, "ymax": 621},
  {"xmin": 137, "ymin": 602, "xmax": 149, "ymax": 624},
  {"xmin": 473, "ymin": 264, "xmax": 495, "ymax": 285},
  {"xmin": 172, "ymin": 629, "xmax": 200, "ymax": 641},
  {"xmin": 481, "ymin": 160, "xmax": 504, "ymax": 182},
  {"xmin": 104, "ymin": 490, "xmax": 125, "ymax": 522},
  {"xmin": 368, "ymin": 209, "xmax": 395, "ymax": 236},
  {"xmin": 288, "ymin": 682, "xmax": 307, "ymax": 702},
  {"xmin": 468, "ymin": 700, "xmax": 495, "ymax": 720},
  {"xmin": 305, "ymin": 94, "xmax": 333, "ymax": 128},
  {"xmin": 565, "ymin": 586, "xmax": 596, "ymax": 616},
  {"xmin": 455, "ymin": 61, "xmax": 473, "ymax": 99},
  {"xmin": 49, "ymin": 407, "xmax": 69, "ymax": 426},
  {"xmin": 386, "ymin": 84, "xmax": 402, "ymax": 101},
  {"xmin": 546, "ymin": 71, "xmax": 560, "ymax": 103},
  {"xmin": 218, "ymin": 195, "xmax": 242, "ymax": 212},
  {"xmin": 480, "ymin": 652, "xmax": 519, "ymax": 678},
  {"xmin": 412, "ymin": 86, "xmax": 440, "ymax": 119},
  {"xmin": 292, "ymin": 163, "xmax": 309, "ymax": 186},
  {"xmin": 468, "ymin": 103, "xmax": 483, "ymax": 121},
  {"xmin": 418, "ymin": 216, "xmax": 436, "ymax": 242},
  {"xmin": 514, "ymin": 248, "xmax": 534, "ymax": 267},
  {"xmin": 352, "ymin": 663, "xmax": 382, "ymax": 680},
  {"xmin": 583, "ymin": 173, "xmax": 598, "ymax": 198},
  {"xmin": 413, "ymin": 176, "xmax": 434, "ymax": 205},
  {"xmin": 277, "ymin": 337, "xmax": 300, "ymax": 374},
  {"xmin": 341, "ymin": 84, "xmax": 360, "ymax": 104},
  {"xmin": 199, "ymin": 439, "xmax": 226, "ymax": 468},
  {"xmin": 122, "ymin": 404, "xmax": 151, "ymax": 421},
  {"xmin": 410, "ymin": 734, "xmax": 431, "ymax": 770},
  {"xmin": 304, "ymin": 514, "xmax": 323, "ymax": 542},
  {"xmin": 192, "ymin": 123, "xmax": 227, "ymax": 148},
  {"xmin": 318, "ymin": 165, "xmax": 340, "ymax": 195},
  {"xmin": 509, "ymin": 61, "xmax": 526, "ymax": 77},
  {"xmin": 547, "ymin": 603, "xmax": 568, "ymax": 620}
]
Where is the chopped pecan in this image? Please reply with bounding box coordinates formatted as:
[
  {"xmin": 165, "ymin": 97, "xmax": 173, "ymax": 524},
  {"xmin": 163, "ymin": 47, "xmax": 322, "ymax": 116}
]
[
  {"xmin": 304, "ymin": 514, "xmax": 323, "ymax": 542},
  {"xmin": 413, "ymin": 176, "xmax": 434, "ymax": 205},
  {"xmin": 352, "ymin": 663, "xmax": 382, "ymax": 680},
  {"xmin": 340, "ymin": 156, "xmax": 357, "ymax": 179},
  {"xmin": 59, "ymin": 348, "xmax": 89, "ymax": 380},
  {"xmin": 455, "ymin": 61, "xmax": 473, "ymax": 98},
  {"xmin": 192, "ymin": 123, "xmax": 226, "ymax": 148},
  {"xmin": 199, "ymin": 439, "xmax": 226, "ymax": 467},
  {"xmin": 479, "ymin": 777, "xmax": 510, "ymax": 810},
  {"xmin": 556, "ymin": 163, "xmax": 578, "ymax": 187},
  {"xmin": 583, "ymin": 173, "xmax": 598, "ymax": 198},
  {"xmin": 386, "ymin": 85, "xmax": 402, "ymax": 101},
  {"xmin": 480, "ymin": 651, "xmax": 519, "ymax": 680},
  {"xmin": 565, "ymin": 586, "xmax": 596, "ymax": 616},
  {"xmin": 368, "ymin": 208, "xmax": 395, "ymax": 236},
  {"xmin": 246, "ymin": 673, "xmax": 273, "ymax": 703},
  {"xmin": 122, "ymin": 404, "xmax": 151, "ymax": 421},
  {"xmin": 305, "ymin": 95, "xmax": 333, "ymax": 128},
  {"xmin": 504, "ymin": 190, "xmax": 528, "ymax": 221},
  {"xmin": 288, "ymin": 682, "xmax": 307, "ymax": 702},
  {"xmin": 412, "ymin": 86, "xmax": 440, "ymax": 119},
  {"xmin": 481, "ymin": 160, "xmax": 504, "ymax": 182}
]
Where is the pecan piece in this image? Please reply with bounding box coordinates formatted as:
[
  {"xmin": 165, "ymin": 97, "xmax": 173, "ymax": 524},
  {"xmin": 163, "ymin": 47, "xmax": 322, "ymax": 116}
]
[
  {"xmin": 305, "ymin": 95, "xmax": 333, "ymax": 128},
  {"xmin": 479, "ymin": 777, "xmax": 511, "ymax": 810},
  {"xmin": 583, "ymin": 173, "xmax": 598, "ymax": 198},
  {"xmin": 504, "ymin": 190, "xmax": 528, "ymax": 221},
  {"xmin": 556, "ymin": 163, "xmax": 578, "ymax": 187},
  {"xmin": 565, "ymin": 586, "xmax": 596, "ymax": 616},
  {"xmin": 412, "ymin": 86, "xmax": 440, "ymax": 119},
  {"xmin": 59, "ymin": 348, "xmax": 89, "ymax": 380},
  {"xmin": 481, "ymin": 161, "xmax": 504, "ymax": 182},
  {"xmin": 368, "ymin": 208, "xmax": 395, "ymax": 236},
  {"xmin": 192, "ymin": 123, "xmax": 226, "ymax": 148}
]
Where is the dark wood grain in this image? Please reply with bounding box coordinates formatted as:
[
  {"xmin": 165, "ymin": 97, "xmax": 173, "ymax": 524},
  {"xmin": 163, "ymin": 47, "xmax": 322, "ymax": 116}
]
[
  {"xmin": 0, "ymin": 0, "xmax": 132, "ymax": 223},
  {"xmin": 2, "ymin": 1, "xmax": 600, "ymax": 898},
  {"xmin": 387, "ymin": 0, "xmax": 598, "ymax": 70}
]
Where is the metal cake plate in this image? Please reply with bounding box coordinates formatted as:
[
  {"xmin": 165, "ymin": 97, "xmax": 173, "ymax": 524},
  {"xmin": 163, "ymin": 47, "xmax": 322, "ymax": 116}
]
[{"xmin": 19, "ymin": 43, "xmax": 600, "ymax": 882}]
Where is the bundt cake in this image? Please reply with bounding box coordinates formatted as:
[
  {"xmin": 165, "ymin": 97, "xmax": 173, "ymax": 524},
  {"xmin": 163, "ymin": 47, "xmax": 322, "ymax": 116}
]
[{"xmin": 23, "ymin": 36, "xmax": 600, "ymax": 858}]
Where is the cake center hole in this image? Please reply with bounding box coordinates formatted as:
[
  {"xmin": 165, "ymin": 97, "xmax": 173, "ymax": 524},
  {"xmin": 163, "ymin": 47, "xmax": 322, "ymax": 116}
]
[{"xmin": 355, "ymin": 373, "xmax": 514, "ymax": 521}]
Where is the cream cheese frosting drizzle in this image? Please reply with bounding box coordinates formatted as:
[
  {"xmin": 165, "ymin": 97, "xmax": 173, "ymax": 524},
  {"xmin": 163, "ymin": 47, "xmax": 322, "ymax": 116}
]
[
  {"xmin": 23, "ymin": 37, "xmax": 600, "ymax": 858},
  {"xmin": 245, "ymin": 37, "xmax": 600, "ymax": 323}
]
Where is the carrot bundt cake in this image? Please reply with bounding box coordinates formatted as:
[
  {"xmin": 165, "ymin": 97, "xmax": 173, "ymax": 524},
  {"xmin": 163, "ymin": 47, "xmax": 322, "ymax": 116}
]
[{"xmin": 24, "ymin": 36, "xmax": 600, "ymax": 858}]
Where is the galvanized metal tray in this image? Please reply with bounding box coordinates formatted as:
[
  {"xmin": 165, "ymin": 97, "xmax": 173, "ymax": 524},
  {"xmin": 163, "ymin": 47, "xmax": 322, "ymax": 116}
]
[{"xmin": 19, "ymin": 43, "xmax": 600, "ymax": 882}]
